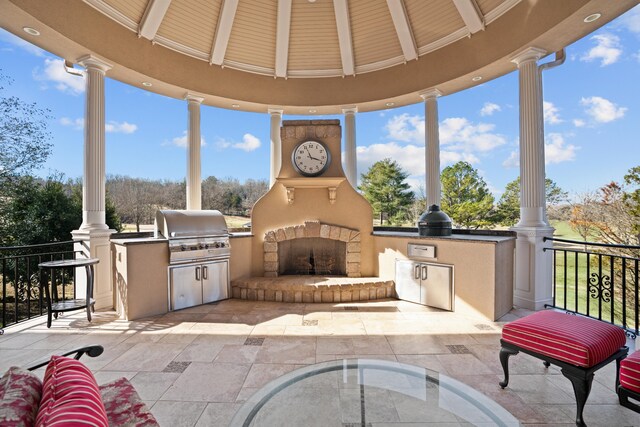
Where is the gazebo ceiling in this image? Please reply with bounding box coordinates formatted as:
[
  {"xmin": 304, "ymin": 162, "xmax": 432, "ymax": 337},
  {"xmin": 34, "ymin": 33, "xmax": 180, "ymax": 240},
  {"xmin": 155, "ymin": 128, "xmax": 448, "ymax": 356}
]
[{"xmin": 0, "ymin": 0, "xmax": 637, "ymax": 114}]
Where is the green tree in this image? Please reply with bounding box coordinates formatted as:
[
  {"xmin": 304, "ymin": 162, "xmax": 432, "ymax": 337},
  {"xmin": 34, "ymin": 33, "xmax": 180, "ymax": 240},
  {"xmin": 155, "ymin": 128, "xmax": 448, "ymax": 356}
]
[
  {"xmin": 496, "ymin": 177, "xmax": 568, "ymax": 226},
  {"xmin": 440, "ymin": 161, "xmax": 495, "ymax": 229},
  {"xmin": 0, "ymin": 72, "xmax": 52, "ymax": 186},
  {"xmin": 359, "ymin": 158, "xmax": 414, "ymax": 225},
  {"xmin": 623, "ymin": 166, "xmax": 640, "ymax": 242}
]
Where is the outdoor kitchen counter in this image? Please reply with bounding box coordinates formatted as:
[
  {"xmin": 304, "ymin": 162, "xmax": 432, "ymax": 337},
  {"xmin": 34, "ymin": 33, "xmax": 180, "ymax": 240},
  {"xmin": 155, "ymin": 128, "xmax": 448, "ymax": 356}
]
[
  {"xmin": 373, "ymin": 230, "xmax": 516, "ymax": 321},
  {"xmin": 111, "ymin": 238, "xmax": 169, "ymax": 320}
]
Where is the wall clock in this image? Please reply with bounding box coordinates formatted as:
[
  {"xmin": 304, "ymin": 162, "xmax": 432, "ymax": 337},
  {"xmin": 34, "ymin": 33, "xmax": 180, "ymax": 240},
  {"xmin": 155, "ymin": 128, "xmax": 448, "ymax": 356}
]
[{"xmin": 291, "ymin": 140, "xmax": 331, "ymax": 177}]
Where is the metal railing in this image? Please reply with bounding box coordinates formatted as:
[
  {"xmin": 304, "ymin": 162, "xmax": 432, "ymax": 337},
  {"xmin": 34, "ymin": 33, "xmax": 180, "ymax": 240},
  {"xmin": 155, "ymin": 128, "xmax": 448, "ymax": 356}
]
[
  {"xmin": 0, "ymin": 241, "xmax": 81, "ymax": 329},
  {"xmin": 544, "ymin": 236, "xmax": 640, "ymax": 336}
]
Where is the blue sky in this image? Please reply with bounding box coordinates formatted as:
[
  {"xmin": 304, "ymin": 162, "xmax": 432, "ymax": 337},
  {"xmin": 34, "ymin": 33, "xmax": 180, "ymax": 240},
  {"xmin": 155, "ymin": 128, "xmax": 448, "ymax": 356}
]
[{"xmin": 1, "ymin": 6, "xmax": 639, "ymax": 200}]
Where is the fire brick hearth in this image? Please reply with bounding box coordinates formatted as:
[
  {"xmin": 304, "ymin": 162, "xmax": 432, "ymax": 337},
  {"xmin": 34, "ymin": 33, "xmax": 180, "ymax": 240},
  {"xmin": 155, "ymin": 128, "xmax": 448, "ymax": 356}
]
[{"xmin": 263, "ymin": 221, "xmax": 361, "ymax": 278}]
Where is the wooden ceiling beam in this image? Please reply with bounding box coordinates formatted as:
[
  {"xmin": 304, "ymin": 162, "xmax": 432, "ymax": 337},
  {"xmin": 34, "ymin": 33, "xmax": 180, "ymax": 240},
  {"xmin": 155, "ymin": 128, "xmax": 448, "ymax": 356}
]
[
  {"xmin": 275, "ymin": 0, "xmax": 292, "ymax": 78},
  {"xmin": 452, "ymin": 0, "xmax": 485, "ymax": 34},
  {"xmin": 210, "ymin": 0, "xmax": 239, "ymax": 66},
  {"xmin": 386, "ymin": 0, "xmax": 417, "ymax": 62},
  {"xmin": 138, "ymin": 0, "xmax": 172, "ymax": 40},
  {"xmin": 333, "ymin": 0, "xmax": 355, "ymax": 76}
]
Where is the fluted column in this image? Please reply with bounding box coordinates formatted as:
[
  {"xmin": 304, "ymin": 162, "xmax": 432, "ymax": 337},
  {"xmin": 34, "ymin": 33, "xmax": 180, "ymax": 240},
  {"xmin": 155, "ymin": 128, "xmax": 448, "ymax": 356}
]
[
  {"xmin": 72, "ymin": 55, "xmax": 114, "ymax": 311},
  {"xmin": 510, "ymin": 47, "xmax": 554, "ymax": 311},
  {"xmin": 269, "ymin": 108, "xmax": 283, "ymax": 187},
  {"xmin": 342, "ymin": 106, "xmax": 357, "ymax": 188},
  {"xmin": 419, "ymin": 89, "xmax": 442, "ymax": 207},
  {"xmin": 186, "ymin": 94, "xmax": 204, "ymax": 210},
  {"xmin": 77, "ymin": 55, "xmax": 111, "ymax": 231}
]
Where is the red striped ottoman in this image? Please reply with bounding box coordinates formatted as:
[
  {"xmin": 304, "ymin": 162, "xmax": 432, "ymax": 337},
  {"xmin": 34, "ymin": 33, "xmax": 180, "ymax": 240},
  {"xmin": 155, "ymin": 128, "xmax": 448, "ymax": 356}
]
[
  {"xmin": 499, "ymin": 310, "xmax": 627, "ymax": 427},
  {"xmin": 618, "ymin": 350, "xmax": 640, "ymax": 412}
]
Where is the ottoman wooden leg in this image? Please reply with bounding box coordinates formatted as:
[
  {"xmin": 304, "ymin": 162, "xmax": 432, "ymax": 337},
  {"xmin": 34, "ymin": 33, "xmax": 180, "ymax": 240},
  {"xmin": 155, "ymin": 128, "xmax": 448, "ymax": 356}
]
[
  {"xmin": 499, "ymin": 345, "xmax": 519, "ymax": 388},
  {"xmin": 561, "ymin": 368, "xmax": 593, "ymax": 427}
]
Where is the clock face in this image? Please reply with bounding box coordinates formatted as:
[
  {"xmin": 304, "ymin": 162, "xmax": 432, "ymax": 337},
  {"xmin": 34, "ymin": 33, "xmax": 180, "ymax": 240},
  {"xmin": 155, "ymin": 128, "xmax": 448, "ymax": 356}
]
[{"xmin": 291, "ymin": 140, "xmax": 331, "ymax": 177}]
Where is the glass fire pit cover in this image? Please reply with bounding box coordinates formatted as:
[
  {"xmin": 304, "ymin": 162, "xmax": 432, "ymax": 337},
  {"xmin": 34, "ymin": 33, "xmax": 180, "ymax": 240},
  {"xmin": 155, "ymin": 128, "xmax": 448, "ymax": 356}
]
[{"xmin": 230, "ymin": 358, "xmax": 520, "ymax": 426}]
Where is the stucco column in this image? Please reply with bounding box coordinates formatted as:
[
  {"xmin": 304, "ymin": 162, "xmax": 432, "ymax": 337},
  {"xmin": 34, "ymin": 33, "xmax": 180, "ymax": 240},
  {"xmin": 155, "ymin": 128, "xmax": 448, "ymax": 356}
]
[
  {"xmin": 71, "ymin": 55, "xmax": 115, "ymax": 310},
  {"xmin": 342, "ymin": 106, "xmax": 358, "ymax": 188},
  {"xmin": 419, "ymin": 89, "xmax": 442, "ymax": 206},
  {"xmin": 186, "ymin": 94, "xmax": 204, "ymax": 210},
  {"xmin": 510, "ymin": 47, "xmax": 554, "ymax": 311},
  {"xmin": 269, "ymin": 108, "xmax": 283, "ymax": 187}
]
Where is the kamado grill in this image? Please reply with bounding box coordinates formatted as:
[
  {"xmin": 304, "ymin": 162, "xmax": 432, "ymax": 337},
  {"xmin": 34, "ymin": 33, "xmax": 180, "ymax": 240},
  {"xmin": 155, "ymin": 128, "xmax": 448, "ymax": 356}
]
[{"xmin": 155, "ymin": 210, "xmax": 231, "ymax": 311}]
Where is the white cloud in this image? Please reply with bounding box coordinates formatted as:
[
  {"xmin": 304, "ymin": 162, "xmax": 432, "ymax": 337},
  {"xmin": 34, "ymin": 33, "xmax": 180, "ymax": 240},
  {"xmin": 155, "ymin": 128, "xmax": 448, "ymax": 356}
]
[
  {"xmin": 502, "ymin": 133, "xmax": 577, "ymax": 167},
  {"xmin": 167, "ymin": 131, "xmax": 206, "ymax": 148},
  {"xmin": 60, "ymin": 117, "xmax": 138, "ymax": 134},
  {"xmin": 580, "ymin": 33, "xmax": 622, "ymax": 66},
  {"xmin": 439, "ymin": 117, "xmax": 507, "ymax": 152},
  {"xmin": 573, "ymin": 119, "xmax": 586, "ymax": 128},
  {"xmin": 105, "ymin": 121, "xmax": 138, "ymax": 134},
  {"xmin": 385, "ymin": 113, "xmax": 424, "ymax": 143},
  {"xmin": 619, "ymin": 5, "xmax": 640, "ymax": 33},
  {"xmin": 60, "ymin": 117, "xmax": 84, "ymax": 130},
  {"xmin": 480, "ymin": 102, "xmax": 501, "ymax": 116},
  {"xmin": 503, "ymin": 151, "xmax": 519, "ymax": 168},
  {"xmin": 232, "ymin": 133, "xmax": 261, "ymax": 152},
  {"xmin": 543, "ymin": 101, "xmax": 562, "ymax": 124},
  {"xmin": 545, "ymin": 133, "xmax": 577, "ymax": 164},
  {"xmin": 580, "ymin": 96, "xmax": 627, "ymax": 123},
  {"xmin": 0, "ymin": 29, "xmax": 46, "ymax": 56},
  {"xmin": 34, "ymin": 58, "xmax": 85, "ymax": 95},
  {"xmin": 216, "ymin": 133, "xmax": 261, "ymax": 152}
]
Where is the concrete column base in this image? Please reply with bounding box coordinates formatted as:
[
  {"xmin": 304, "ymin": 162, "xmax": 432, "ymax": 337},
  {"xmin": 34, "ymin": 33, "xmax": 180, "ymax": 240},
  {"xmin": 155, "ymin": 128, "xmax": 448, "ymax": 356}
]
[
  {"xmin": 72, "ymin": 228, "xmax": 116, "ymax": 310},
  {"xmin": 511, "ymin": 225, "xmax": 554, "ymax": 310}
]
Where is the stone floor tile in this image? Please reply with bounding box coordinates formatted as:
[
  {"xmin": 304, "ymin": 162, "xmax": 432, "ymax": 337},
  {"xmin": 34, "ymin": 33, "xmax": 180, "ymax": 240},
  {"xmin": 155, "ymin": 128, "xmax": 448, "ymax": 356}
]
[
  {"xmin": 130, "ymin": 371, "xmax": 181, "ymax": 400},
  {"xmin": 242, "ymin": 363, "xmax": 300, "ymax": 389},
  {"xmin": 102, "ymin": 342, "xmax": 185, "ymax": 372},
  {"xmin": 386, "ymin": 334, "xmax": 450, "ymax": 355},
  {"xmin": 214, "ymin": 344, "xmax": 260, "ymax": 364},
  {"xmin": 150, "ymin": 400, "xmax": 207, "ymax": 427},
  {"xmin": 195, "ymin": 402, "xmax": 242, "ymax": 427},
  {"xmin": 93, "ymin": 370, "xmax": 136, "ymax": 385},
  {"xmin": 505, "ymin": 374, "xmax": 575, "ymax": 405},
  {"xmin": 160, "ymin": 362, "xmax": 251, "ymax": 402},
  {"xmin": 174, "ymin": 342, "xmax": 225, "ymax": 363}
]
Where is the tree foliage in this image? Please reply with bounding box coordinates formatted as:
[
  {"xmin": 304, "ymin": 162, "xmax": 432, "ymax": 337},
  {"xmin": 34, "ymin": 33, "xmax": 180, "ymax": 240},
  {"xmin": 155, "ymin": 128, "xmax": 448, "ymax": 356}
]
[
  {"xmin": 359, "ymin": 158, "xmax": 414, "ymax": 225},
  {"xmin": 0, "ymin": 72, "xmax": 52, "ymax": 185},
  {"xmin": 496, "ymin": 177, "xmax": 568, "ymax": 226},
  {"xmin": 440, "ymin": 161, "xmax": 494, "ymax": 229}
]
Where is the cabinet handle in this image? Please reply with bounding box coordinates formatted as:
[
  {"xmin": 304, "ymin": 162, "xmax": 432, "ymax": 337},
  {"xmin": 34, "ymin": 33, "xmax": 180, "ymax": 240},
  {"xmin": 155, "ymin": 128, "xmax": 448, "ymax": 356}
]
[
  {"xmin": 203, "ymin": 266, "xmax": 208, "ymax": 280},
  {"xmin": 414, "ymin": 265, "xmax": 420, "ymax": 280},
  {"xmin": 195, "ymin": 266, "xmax": 201, "ymax": 281},
  {"xmin": 421, "ymin": 265, "xmax": 428, "ymax": 281}
]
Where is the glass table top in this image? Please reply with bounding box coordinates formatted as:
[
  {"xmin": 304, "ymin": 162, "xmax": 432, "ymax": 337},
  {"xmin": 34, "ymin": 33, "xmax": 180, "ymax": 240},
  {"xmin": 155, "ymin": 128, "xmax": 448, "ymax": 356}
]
[{"xmin": 230, "ymin": 358, "xmax": 520, "ymax": 427}]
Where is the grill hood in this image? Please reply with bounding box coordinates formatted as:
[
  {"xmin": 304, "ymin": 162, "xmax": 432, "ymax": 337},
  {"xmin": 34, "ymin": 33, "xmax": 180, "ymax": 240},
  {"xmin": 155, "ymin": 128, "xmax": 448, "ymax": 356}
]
[{"xmin": 155, "ymin": 210, "xmax": 229, "ymax": 239}]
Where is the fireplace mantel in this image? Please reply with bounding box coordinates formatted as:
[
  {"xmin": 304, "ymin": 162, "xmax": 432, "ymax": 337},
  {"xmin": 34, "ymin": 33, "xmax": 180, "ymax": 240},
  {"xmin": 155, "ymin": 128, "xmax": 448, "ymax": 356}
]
[{"xmin": 278, "ymin": 177, "xmax": 347, "ymax": 205}]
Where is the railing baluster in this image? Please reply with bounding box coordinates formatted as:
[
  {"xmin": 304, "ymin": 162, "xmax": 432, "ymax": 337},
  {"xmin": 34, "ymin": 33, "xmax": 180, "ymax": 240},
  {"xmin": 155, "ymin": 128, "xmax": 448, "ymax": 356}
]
[
  {"xmin": 26, "ymin": 255, "xmax": 31, "ymax": 320},
  {"xmin": 636, "ymin": 259, "xmax": 639, "ymax": 335},
  {"xmin": 13, "ymin": 257, "xmax": 18, "ymax": 325},
  {"xmin": 586, "ymin": 254, "xmax": 591, "ymax": 319},
  {"xmin": 552, "ymin": 250, "xmax": 557, "ymax": 307},
  {"xmin": 622, "ymin": 258, "xmax": 627, "ymax": 331},
  {"xmin": 598, "ymin": 254, "xmax": 603, "ymax": 321},
  {"xmin": 563, "ymin": 250, "xmax": 567, "ymax": 309},
  {"xmin": 610, "ymin": 255, "xmax": 614, "ymax": 324},
  {"xmin": 574, "ymin": 251, "xmax": 579, "ymax": 313},
  {"xmin": 2, "ymin": 258, "xmax": 6, "ymax": 328}
]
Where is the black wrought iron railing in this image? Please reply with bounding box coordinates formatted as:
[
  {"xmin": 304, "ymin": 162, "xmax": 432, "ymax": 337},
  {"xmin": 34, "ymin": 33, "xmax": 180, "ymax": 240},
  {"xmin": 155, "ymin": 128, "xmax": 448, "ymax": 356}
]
[
  {"xmin": 0, "ymin": 241, "xmax": 82, "ymax": 330},
  {"xmin": 544, "ymin": 236, "xmax": 640, "ymax": 336}
]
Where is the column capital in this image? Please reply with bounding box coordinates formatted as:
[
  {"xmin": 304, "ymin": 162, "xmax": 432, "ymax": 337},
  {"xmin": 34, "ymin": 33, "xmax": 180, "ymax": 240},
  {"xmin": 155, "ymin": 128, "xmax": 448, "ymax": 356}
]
[
  {"xmin": 76, "ymin": 55, "xmax": 112, "ymax": 73},
  {"xmin": 185, "ymin": 93, "xmax": 205, "ymax": 104},
  {"xmin": 341, "ymin": 106, "xmax": 358, "ymax": 115},
  {"xmin": 418, "ymin": 88, "xmax": 442, "ymax": 100},
  {"xmin": 510, "ymin": 47, "xmax": 547, "ymax": 66},
  {"xmin": 268, "ymin": 107, "xmax": 284, "ymax": 115}
]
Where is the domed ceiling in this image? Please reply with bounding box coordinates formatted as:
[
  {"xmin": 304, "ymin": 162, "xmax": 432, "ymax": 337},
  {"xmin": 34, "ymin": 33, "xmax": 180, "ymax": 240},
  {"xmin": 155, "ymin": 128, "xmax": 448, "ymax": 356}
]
[{"xmin": 1, "ymin": 0, "xmax": 636, "ymax": 113}]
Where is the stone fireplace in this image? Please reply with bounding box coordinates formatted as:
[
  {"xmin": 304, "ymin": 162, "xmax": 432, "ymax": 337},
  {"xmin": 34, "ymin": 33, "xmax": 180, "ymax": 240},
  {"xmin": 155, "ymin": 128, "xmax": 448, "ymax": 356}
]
[{"xmin": 264, "ymin": 221, "xmax": 361, "ymax": 278}]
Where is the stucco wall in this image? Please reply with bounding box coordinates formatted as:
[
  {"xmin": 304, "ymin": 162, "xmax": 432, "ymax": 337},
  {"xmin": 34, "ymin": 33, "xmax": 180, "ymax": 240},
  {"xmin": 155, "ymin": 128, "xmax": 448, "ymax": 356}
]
[{"xmin": 229, "ymin": 234, "xmax": 253, "ymax": 280}]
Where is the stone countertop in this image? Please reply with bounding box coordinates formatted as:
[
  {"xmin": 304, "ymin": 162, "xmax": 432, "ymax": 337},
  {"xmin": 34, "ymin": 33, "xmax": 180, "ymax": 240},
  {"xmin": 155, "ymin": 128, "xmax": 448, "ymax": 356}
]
[
  {"xmin": 111, "ymin": 236, "xmax": 167, "ymax": 245},
  {"xmin": 372, "ymin": 231, "xmax": 516, "ymax": 243}
]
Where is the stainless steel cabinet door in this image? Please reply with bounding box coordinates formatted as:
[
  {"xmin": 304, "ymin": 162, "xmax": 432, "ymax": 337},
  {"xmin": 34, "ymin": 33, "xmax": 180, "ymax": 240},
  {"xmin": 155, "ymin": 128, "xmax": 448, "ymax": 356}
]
[
  {"xmin": 424, "ymin": 264, "xmax": 453, "ymax": 311},
  {"xmin": 170, "ymin": 264, "xmax": 203, "ymax": 310},
  {"xmin": 202, "ymin": 260, "xmax": 229, "ymax": 304},
  {"xmin": 395, "ymin": 260, "xmax": 421, "ymax": 304}
]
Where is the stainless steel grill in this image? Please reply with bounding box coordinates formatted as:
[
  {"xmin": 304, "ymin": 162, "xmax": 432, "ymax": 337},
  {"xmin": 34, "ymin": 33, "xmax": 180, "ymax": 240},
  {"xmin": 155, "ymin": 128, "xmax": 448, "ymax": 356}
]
[
  {"xmin": 155, "ymin": 210, "xmax": 231, "ymax": 311},
  {"xmin": 155, "ymin": 209, "xmax": 230, "ymax": 264}
]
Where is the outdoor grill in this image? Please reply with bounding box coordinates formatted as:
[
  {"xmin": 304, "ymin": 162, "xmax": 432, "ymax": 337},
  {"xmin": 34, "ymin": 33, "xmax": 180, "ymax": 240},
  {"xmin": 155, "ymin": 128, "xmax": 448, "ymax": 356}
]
[
  {"xmin": 155, "ymin": 209, "xmax": 230, "ymax": 264},
  {"xmin": 155, "ymin": 210, "xmax": 231, "ymax": 311}
]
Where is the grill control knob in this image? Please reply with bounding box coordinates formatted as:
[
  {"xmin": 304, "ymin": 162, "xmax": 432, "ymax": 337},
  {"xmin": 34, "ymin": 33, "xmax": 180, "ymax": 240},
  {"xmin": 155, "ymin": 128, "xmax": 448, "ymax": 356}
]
[
  {"xmin": 180, "ymin": 245, "xmax": 187, "ymax": 251},
  {"xmin": 214, "ymin": 242, "xmax": 221, "ymax": 248}
]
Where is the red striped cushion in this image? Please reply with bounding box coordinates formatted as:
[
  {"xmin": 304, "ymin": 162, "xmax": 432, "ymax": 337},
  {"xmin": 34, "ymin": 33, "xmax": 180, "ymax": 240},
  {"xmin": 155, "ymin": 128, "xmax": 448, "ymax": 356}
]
[
  {"xmin": 620, "ymin": 350, "xmax": 640, "ymax": 394},
  {"xmin": 35, "ymin": 356, "xmax": 109, "ymax": 427},
  {"xmin": 502, "ymin": 310, "xmax": 626, "ymax": 368}
]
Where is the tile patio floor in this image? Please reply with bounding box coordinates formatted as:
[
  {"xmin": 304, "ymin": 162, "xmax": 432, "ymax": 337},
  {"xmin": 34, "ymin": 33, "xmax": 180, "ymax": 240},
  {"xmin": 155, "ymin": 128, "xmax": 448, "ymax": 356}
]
[{"xmin": 1, "ymin": 299, "xmax": 638, "ymax": 426}]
